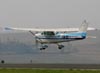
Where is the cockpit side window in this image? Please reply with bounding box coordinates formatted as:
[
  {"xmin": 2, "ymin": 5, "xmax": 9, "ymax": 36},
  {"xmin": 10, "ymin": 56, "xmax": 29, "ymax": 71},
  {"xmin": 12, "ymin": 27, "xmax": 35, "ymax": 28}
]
[{"xmin": 41, "ymin": 31, "xmax": 55, "ymax": 36}]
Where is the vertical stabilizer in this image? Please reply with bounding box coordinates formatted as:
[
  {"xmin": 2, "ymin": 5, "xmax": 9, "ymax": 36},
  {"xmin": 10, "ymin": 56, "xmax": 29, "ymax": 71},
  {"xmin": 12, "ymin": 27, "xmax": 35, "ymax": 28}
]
[{"xmin": 79, "ymin": 20, "xmax": 88, "ymax": 32}]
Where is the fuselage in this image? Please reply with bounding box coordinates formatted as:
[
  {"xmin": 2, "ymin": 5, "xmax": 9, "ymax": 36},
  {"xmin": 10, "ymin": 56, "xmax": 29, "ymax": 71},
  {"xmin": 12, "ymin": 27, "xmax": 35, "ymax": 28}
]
[{"xmin": 35, "ymin": 32, "xmax": 86, "ymax": 44}]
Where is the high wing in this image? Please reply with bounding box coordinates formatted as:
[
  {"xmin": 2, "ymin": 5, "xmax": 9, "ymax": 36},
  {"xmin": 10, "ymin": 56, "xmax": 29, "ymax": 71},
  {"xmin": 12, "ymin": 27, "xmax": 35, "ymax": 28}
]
[
  {"xmin": 4, "ymin": 27, "xmax": 97, "ymax": 32},
  {"xmin": 4, "ymin": 20, "xmax": 98, "ymax": 32}
]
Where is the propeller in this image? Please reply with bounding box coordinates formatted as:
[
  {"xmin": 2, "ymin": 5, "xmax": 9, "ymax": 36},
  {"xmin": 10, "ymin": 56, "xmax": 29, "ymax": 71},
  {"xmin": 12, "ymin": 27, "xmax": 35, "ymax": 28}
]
[
  {"xmin": 29, "ymin": 31, "xmax": 38, "ymax": 49},
  {"xmin": 29, "ymin": 31, "xmax": 44, "ymax": 50},
  {"xmin": 35, "ymin": 36, "xmax": 38, "ymax": 49}
]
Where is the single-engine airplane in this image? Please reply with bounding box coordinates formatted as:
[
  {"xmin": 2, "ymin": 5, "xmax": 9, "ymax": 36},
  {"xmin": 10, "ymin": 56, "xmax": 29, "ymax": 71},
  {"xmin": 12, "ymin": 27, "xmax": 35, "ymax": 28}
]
[{"xmin": 4, "ymin": 20, "xmax": 97, "ymax": 50}]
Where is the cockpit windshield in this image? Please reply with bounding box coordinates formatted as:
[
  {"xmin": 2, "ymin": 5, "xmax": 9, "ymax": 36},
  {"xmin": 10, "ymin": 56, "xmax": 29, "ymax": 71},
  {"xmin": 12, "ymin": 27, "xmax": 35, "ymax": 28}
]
[{"xmin": 42, "ymin": 31, "xmax": 55, "ymax": 36}]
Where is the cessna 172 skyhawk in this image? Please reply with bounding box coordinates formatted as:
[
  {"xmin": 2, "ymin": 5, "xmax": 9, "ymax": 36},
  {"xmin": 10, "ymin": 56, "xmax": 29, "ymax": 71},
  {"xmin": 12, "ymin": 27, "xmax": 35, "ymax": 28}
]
[{"xmin": 5, "ymin": 20, "xmax": 96, "ymax": 50}]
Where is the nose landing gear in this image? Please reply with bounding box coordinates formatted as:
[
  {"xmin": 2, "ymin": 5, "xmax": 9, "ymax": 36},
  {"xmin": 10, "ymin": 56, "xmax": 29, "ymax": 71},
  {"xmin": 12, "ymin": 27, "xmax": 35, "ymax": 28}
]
[
  {"xmin": 58, "ymin": 45, "xmax": 64, "ymax": 49},
  {"xmin": 39, "ymin": 45, "xmax": 48, "ymax": 50}
]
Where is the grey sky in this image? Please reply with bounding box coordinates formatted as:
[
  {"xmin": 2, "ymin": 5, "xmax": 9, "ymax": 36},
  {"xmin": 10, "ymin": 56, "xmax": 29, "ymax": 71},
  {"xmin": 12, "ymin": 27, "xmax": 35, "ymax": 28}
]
[{"xmin": 0, "ymin": 0, "xmax": 100, "ymax": 28}]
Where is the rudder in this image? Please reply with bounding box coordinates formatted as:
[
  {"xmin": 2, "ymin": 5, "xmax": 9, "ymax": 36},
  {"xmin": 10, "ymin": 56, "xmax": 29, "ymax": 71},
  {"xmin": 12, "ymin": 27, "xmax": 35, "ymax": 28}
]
[{"xmin": 79, "ymin": 20, "xmax": 88, "ymax": 32}]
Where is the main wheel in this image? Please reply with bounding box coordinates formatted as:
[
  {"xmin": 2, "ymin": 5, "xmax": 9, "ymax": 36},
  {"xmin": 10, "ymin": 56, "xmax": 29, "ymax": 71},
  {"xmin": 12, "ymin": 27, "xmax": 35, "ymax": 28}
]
[
  {"xmin": 40, "ymin": 48, "xmax": 46, "ymax": 50},
  {"xmin": 58, "ymin": 47, "xmax": 62, "ymax": 49}
]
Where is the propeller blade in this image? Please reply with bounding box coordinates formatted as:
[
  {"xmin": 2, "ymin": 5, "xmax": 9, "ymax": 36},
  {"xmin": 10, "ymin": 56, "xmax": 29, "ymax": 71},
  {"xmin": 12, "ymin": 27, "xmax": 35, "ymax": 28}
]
[{"xmin": 35, "ymin": 36, "xmax": 38, "ymax": 49}]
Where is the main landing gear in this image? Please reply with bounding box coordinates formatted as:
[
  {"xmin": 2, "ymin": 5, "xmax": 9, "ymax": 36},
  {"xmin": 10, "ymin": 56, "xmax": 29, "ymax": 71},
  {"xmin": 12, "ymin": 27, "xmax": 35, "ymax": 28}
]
[
  {"xmin": 39, "ymin": 43, "xmax": 65, "ymax": 50},
  {"xmin": 39, "ymin": 44, "xmax": 64, "ymax": 50}
]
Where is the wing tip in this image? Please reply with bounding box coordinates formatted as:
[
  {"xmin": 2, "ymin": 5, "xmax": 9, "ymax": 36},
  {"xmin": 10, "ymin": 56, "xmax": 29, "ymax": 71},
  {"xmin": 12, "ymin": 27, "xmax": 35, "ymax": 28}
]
[{"xmin": 4, "ymin": 27, "xmax": 13, "ymax": 30}]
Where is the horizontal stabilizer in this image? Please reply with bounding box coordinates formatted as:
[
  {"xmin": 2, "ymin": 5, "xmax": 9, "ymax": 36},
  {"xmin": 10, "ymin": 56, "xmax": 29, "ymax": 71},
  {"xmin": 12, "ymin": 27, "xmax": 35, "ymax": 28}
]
[{"xmin": 86, "ymin": 36, "xmax": 96, "ymax": 39}]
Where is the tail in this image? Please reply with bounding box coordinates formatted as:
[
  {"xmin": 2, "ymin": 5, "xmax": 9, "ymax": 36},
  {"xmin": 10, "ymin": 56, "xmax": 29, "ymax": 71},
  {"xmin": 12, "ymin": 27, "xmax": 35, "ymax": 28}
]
[{"xmin": 79, "ymin": 20, "xmax": 88, "ymax": 32}]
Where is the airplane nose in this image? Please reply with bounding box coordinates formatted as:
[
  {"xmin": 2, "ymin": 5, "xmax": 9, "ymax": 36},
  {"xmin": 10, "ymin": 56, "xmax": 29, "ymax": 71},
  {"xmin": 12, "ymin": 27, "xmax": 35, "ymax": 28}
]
[{"xmin": 35, "ymin": 33, "xmax": 41, "ymax": 36}]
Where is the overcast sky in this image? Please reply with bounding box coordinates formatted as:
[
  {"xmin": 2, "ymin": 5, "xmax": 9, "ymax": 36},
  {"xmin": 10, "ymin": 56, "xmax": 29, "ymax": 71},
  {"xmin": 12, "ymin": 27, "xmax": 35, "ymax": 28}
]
[{"xmin": 0, "ymin": 0, "xmax": 100, "ymax": 28}]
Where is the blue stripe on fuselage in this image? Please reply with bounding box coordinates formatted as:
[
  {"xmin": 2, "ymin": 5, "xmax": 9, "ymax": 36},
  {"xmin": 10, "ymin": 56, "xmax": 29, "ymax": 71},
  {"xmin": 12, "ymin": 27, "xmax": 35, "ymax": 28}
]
[
  {"xmin": 62, "ymin": 32, "xmax": 87, "ymax": 37},
  {"xmin": 57, "ymin": 32, "xmax": 87, "ymax": 39}
]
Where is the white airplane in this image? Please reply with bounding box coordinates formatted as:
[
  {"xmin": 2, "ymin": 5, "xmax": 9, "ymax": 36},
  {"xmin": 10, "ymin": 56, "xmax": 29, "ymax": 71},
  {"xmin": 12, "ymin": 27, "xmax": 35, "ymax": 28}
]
[{"xmin": 4, "ymin": 20, "xmax": 97, "ymax": 50}]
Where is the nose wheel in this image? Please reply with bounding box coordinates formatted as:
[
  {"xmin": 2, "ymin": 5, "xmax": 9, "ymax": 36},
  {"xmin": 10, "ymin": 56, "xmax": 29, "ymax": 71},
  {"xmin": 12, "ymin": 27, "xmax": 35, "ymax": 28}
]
[
  {"xmin": 58, "ymin": 45, "xmax": 64, "ymax": 49},
  {"xmin": 39, "ymin": 45, "xmax": 48, "ymax": 50},
  {"xmin": 40, "ymin": 47, "xmax": 46, "ymax": 50}
]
